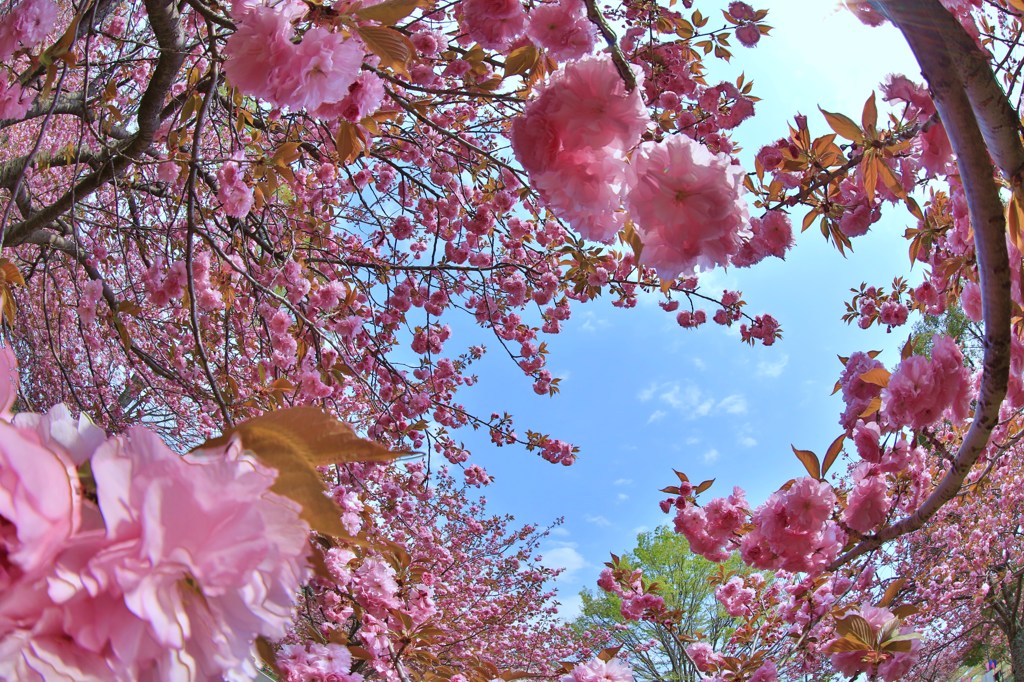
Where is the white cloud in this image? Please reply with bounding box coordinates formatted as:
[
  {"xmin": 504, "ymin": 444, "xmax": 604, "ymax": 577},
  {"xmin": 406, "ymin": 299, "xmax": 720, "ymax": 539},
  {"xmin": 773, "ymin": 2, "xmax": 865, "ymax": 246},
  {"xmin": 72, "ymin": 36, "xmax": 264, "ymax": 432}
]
[
  {"xmin": 717, "ymin": 394, "xmax": 748, "ymax": 415},
  {"xmin": 638, "ymin": 380, "xmax": 746, "ymax": 419},
  {"xmin": 685, "ymin": 436, "xmax": 700, "ymax": 446},
  {"xmin": 580, "ymin": 311, "xmax": 609, "ymax": 333},
  {"xmin": 703, "ymin": 448, "xmax": 720, "ymax": 464},
  {"xmin": 659, "ymin": 382, "xmax": 714, "ymax": 416},
  {"xmin": 556, "ymin": 593, "xmax": 583, "ymax": 621},
  {"xmin": 540, "ymin": 544, "xmax": 587, "ymax": 583},
  {"xmin": 548, "ymin": 527, "xmax": 571, "ymax": 537},
  {"xmin": 757, "ymin": 354, "xmax": 789, "ymax": 378},
  {"xmin": 692, "ymin": 357, "xmax": 707, "ymax": 370},
  {"xmin": 613, "ymin": 478, "xmax": 633, "ymax": 486},
  {"xmin": 617, "ymin": 493, "xmax": 629, "ymax": 502},
  {"xmin": 585, "ymin": 514, "xmax": 611, "ymax": 527},
  {"xmin": 737, "ymin": 424, "xmax": 757, "ymax": 448},
  {"xmin": 637, "ymin": 383, "xmax": 657, "ymax": 402}
]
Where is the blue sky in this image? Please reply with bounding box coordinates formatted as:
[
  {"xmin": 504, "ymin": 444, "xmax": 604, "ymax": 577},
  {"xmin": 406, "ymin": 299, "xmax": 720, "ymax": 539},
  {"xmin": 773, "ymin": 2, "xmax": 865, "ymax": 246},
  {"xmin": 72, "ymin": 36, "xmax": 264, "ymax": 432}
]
[{"xmin": 450, "ymin": 1, "xmax": 923, "ymax": 619}]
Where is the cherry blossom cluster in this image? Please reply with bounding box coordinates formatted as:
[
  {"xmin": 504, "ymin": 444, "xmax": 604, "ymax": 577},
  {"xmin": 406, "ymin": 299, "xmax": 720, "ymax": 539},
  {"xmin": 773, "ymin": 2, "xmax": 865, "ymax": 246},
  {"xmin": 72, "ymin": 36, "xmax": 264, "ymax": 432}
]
[
  {"xmin": 0, "ymin": 347, "xmax": 311, "ymax": 680},
  {"xmin": 0, "ymin": 0, "xmax": 56, "ymax": 119},
  {"xmin": 273, "ymin": 460, "xmax": 590, "ymax": 678}
]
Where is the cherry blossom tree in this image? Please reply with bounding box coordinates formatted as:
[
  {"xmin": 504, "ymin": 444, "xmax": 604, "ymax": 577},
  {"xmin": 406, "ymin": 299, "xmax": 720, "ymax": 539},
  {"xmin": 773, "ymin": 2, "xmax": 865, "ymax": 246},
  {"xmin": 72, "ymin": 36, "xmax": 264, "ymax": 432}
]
[{"xmin": 3, "ymin": 0, "xmax": 1024, "ymax": 678}]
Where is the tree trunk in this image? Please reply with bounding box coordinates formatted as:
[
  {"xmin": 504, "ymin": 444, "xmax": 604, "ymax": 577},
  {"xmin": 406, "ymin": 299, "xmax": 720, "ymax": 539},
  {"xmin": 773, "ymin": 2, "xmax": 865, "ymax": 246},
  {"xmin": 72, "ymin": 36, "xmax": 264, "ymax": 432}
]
[{"xmin": 1011, "ymin": 625, "xmax": 1024, "ymax": 681}]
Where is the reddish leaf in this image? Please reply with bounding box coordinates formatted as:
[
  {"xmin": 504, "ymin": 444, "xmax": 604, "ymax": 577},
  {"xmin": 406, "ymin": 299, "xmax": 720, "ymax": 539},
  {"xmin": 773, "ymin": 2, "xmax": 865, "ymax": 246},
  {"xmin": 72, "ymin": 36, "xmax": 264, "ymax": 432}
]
[
  {"xmin": 821, "ymin": 434, "xmax": 845, "ymax": 478},
  {"xmin": 791, "ymin": 446, "xmax": 820, "ymax": 480}
]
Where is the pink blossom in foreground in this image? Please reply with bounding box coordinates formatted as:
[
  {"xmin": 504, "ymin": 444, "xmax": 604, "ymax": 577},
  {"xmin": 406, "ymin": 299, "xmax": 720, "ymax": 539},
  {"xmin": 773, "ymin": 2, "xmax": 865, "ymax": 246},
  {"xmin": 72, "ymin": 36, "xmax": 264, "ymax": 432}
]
[
  {"xmin": 883, "ymin": 334, "xmax": 971, "ymax": 430},
  {"xmin": 961, "ymin": 280, "xmax": 983, "ymax": 321},
  {"xmin": 685, "ymin": 641, "xmax": 723, "ymax": 672},
  {"xmin": 223, "ymin": 1, "xmax": 362, "ymax": 111},
  {"xmin": 740, "ymin": 477, "xmax": 843, "ymax": 574},
  {"xmin": 0, "ymin": 350, "xmax": 311, "ymax": 681},
  {"xmin": 526, "ymin": 0, "xmax": 596, "ymax": 62},
  {"xmin": 561, "ymin": 656, "xmax": 635, "ymax": 682},
  {"xmin": 0, "ymin": 0, "xmax": 58, "ymax": 60},
  {"xmin": 0, "ymin": 420, "xmax": 79, "ymax": 587},
  {"xmin": 277, "ymin": 27, "xmax": 363, "ymax": 111},
  {"xmin": 544, "ymin": 57, "xmax": 647, "ymax": 153},
  {"xmin": 51, "ymin": 430, "xmax": 311, "ymax": 679},
  {"xmin": 750, "ymin": 661, "xmax": 779, "ymax": 681},
  {"xmin": 331, "ymin": 72, "xmax": 387, "ymax": 123},
  {"xmin": 460, "ymin": 0, "xmax": 526, "ymax": 49},
  {"xmin": 843, "ymin": 470, "xmax": 890, "ymax": 533},
  {"xmin": 715, "ymin": 576, "xmax": 755, "ymax": 617},
  {"xmin": 0, "ymin": 76, "xmax": 33, "ymax": 120},
  {"xmin": 626, "ymin": 135, "xmax": 750, "ymax": 278},
  {"xmin": 510, "ymin": 55, "xmax": 647, "ymax": 243},
  {"xmin": 278, "ymin": 642, "xmax": 363, "ymax": 681},
  {"xmin": 735, "ymin": 22, "xmax": 761, "ymax": 47},
  {"xmin": 222, "ymin": 1, "xmax": 299, "ymax": 101},
  {"xmin": 838, "ymin": 351, "xmax": 885, "ymax": 430}
]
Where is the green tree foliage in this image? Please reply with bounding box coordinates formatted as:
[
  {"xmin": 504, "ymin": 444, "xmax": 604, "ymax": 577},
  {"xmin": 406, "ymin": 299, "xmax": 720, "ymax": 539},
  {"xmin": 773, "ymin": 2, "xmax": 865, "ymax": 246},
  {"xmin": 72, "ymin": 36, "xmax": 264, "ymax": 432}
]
[
  {"xmin": 573, "ymin": 527, "xmax": 750, "ymax": 682},
  {"xmin": 911, "ymin": 305, "xmax": 983, "ymax": 366}
]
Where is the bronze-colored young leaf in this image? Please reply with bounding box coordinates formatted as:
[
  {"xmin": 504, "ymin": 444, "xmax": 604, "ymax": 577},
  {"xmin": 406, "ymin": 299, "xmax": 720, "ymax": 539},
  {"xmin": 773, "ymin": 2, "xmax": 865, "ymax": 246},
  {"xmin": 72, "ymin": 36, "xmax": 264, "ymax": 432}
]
[
  {"xmin": 0, "ymin": 259, "xmax": 25, "ymax": 287},
  {"xmin": 826, "ymin": 635, "xmax": 871, "ymax": 653},
  {"xmin": 880, "ymin": 631, "xmax": 921, "ymax": 653},
  {"xmin": 504, "ymin": 44, "xmax": 539, "ymax": 78},
  {"xmin": 694, "ymin": 478, "xmax": 716, "ymax": 494},
  {"xmin": 791, "ymin": 445, "xmax": 821, "ymax": 480},
  {"xmin": 353, "ymin": 0, "xmax": 420, "ymax": 24},
  {"xmin": 255, "ymin": 636, "xmax": 284, "ymax": 677},
  {"xmin": 821, "ymin": 433, "xmax": 846, "ymax": 478},
  {"xmin": 859, "ymin": 396, "xmax": 882, "ymax": 418},
  {"xmin": 861, "ymin": 91, "xmax": 878, "ymax": 134},
  {"xmin": 834, "ymin": 614, "xmax": 875, "ymax": 647},
  {"xmin": 199, "ymin": 407, "xmax": 401, "ymax": 536},
  {"xmin": 879, "ymin": 577, "xmax": 907, "ymax": 607},
  {"xmin": 819, "ymin": 107, "xmax": 863, "ymax": 142},
  {"xmin": 358, "ymin": 25, "xmax": 414, "ymax": 74},
  {"xmin": 858, "ymin": 367, "xmax": 891, "ymax": 387}
]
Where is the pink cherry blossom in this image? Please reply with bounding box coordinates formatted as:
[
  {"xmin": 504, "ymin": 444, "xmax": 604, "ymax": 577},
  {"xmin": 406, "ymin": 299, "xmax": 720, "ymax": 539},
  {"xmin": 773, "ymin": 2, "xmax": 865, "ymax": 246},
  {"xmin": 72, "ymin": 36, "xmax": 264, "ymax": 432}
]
[
  {"xmin": 0, "ymin": 0, "xmax": 58, "ymax": 59},
  {"xmin": 0, "ymin": 76, "xmax": 33, "ymax": 120},
  {"xmin": 838, "ymin": 351, "xmax": 885, "ymax": 430},
  {"xmin": 332, "ymin": 72, "xmax": 386, "ymax": 123},
  {"xmin": 0, "ymin": 421, "xmax": 79, "ymax": 584},
  {"xmin": 544, "ymin": 56, "xmax": 648, "ymax": 153},
  {"xmin": 526, "ymin": 0, "xmax": 596, "ymax": 62},
  {"xmin": 0, "ymin": 345, "xmax": 16, "ymax": 417},
  {"xmin": 728, "ymin": 1, "xmax": 756, "ymax": 20},
  {"xmin": 533, "ymin": 149, "xmax": 627, "ymax": 243},
  {"xmin": 626, "ymin": 135, "xmax": 750, "ymax": 277},
  {"xmin": 276, "ymin": 27, "xmax": 363, "ymax": 111},
  {"xmin": 883, "ymin": 334, "xmax": 971, "ymax": 430},
  {"xmin": 562, "ymin": 656, "xmax": 635, "ymax": 682},
  {"xmin": 52, "ymin": 430, "xmax": 310, "ymax": 679},
  {"xmin": 460, "ymin": 0, "xmax": 527, "ymax": 50},
  {"xmin": 222, "ymin": 1, "xmax": 298, "ymax": 101},
  {"xmin": 961, "ymin": 280, "xmax": 983, "ymax": 321},
  {"xmin": 685, "ymin": 641, "xmax": 723, "ymax": 672},
  {"xmin": 735, "ymin": 23, "xmax": 761, "ymax": 47},
  {"xmin": 843, "ymin": 472, "xmax": 890, "ymax": 533},
  {"xmin": 217, "ymin": 160, "xmax": 254, "ymax": 218}
]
